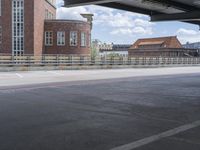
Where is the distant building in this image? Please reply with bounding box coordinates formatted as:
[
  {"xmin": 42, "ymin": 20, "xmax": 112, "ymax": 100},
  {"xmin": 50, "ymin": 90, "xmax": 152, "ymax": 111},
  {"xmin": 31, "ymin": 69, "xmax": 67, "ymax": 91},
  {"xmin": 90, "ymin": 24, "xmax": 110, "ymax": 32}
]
[
  {"xmin": 99, "ymin": 44, "xmax": 131, "ymax": 57},
  {"xmin": 92, "ymin": 39, "xmax": 113, "ymax": 50},
  {"xmin": 91, "ymin": 39, "xmax": 113, "ymax": 55},
  {"xmin": 183, "ymin": 42, "xmax": 200, "ymax": 50},
  {"xmin": 0, "ymin": 0, "xmax": 92, "ymax": 56},
  {"xmin": 129, "ymin": 36, "xmax": 198, "ymax": 57}
]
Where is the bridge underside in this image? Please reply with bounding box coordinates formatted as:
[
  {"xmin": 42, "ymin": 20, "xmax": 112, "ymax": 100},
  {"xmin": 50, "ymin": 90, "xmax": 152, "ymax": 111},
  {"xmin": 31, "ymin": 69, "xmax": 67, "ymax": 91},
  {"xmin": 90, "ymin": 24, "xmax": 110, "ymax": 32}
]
[{"xmin": 64, "ymin": 0, "xmax": 200, "ymax": 26}]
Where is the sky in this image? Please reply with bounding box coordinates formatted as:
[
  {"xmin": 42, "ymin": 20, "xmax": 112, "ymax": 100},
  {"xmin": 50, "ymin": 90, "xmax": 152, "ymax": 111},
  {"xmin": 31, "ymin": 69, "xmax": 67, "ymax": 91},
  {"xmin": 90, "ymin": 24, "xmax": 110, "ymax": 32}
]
[{"xmin": 56, "ymin": 0, "xmax": 200, "ymax": 44}]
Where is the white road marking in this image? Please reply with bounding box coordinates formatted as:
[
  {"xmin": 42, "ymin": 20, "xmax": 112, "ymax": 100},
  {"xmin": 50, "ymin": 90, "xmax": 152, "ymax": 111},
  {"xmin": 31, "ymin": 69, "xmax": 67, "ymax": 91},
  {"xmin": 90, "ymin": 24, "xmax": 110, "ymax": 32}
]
[
  {"xmin": 48, "ymin": 71, "xmax": 64, "ymax": 76},
  {"xmin": 15, "ymin": 73, "xmax": 23, "ymax": 78},
  {"xmin": 111, "ymin": 120, "xmax": 200, "ymax": 150}
]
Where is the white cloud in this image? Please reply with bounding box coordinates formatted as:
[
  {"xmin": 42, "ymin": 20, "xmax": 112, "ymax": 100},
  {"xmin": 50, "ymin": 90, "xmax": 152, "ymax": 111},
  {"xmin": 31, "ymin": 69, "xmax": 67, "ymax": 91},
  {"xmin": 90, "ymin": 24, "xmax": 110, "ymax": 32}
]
[
  {"xmin": 110, "ymin": 26, "xmax": 153, "ymax": 35},
  {"xmin": 56, "ymin": 0, "xmax": 154, "ymax": 37},
  {"xmin": 57, "ymin": 6, "xmax": 89, "ymax": 20},
  {"xmin": 176, "ymin": 28, "xmax": 200, "ymax": 44}
]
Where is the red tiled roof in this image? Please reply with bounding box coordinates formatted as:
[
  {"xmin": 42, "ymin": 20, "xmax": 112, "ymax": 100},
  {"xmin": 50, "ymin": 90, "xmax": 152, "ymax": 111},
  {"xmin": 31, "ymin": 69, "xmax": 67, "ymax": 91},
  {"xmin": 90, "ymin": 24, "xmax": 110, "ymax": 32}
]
[{"xmin": 129, "ymin": 36, "xmax": 183, "ymax": 49}]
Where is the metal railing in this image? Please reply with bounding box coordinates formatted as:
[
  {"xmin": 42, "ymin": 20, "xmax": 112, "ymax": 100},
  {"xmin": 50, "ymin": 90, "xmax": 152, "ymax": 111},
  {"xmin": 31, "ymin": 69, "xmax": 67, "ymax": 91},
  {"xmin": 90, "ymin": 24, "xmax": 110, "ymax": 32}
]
[{"xmin": 0, "ymin": 55, "xmax": 200, "ymax": 66}]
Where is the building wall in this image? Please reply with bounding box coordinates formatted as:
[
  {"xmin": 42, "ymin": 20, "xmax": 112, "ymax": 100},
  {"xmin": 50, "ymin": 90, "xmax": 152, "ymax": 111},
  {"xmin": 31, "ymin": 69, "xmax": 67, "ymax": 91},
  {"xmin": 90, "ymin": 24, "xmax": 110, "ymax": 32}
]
[
  {"xmin": 129, "ymin": 50, "xmax": 183, "ymax": 57},
  {"xmin": 130, "ymin": 36, "xmax": 182, "ymax": 49},
  {"xmin": 128, "ymin": 48, "xmax": 199, "ymax": 57},
  {"xmin": 24, "ymin": 0, "xmax": 34, "ymax": 54},
  {"xmin": 0, "ymin": 0, "xmax": 35, "ymax": 55},
  {"xmin": 0, "ymin": 0, "xmax": 56, "ymax": 55},
  {"xmin": 99, "ymin": 51, "xmax": 128, "ymax": 57},
  {"xmin": 0, "ymin": 0, "xmax": 12, "ymax": 54},
  {"xmin": 129, "ymin": 36, "xmax": 184, "ymax": 57},
  {"xmin": 33, "ymin": 0, "xmax": 56, "ymax": 56},
  {"xmin": 44, "ymin": 20, "xmax": 91, "ymax": 55},
  {"xmin": 0, "ymin": 0, "xmax": 91, "ymax": 56}
]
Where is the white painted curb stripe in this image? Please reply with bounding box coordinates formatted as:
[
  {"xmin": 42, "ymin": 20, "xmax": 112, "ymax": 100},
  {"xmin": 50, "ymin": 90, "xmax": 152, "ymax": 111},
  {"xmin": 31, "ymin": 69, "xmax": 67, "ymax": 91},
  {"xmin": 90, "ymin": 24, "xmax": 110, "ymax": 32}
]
[{"xmin": 111, "ymin": 120, "xmax": 200, "ymax": 150}]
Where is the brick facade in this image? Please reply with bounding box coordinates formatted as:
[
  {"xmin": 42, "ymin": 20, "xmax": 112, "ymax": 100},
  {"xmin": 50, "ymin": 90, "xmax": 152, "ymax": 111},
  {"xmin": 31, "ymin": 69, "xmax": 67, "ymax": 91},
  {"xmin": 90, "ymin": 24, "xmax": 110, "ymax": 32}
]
[
  {"xmin": 0, "ymin": 0, "xmax": 91, "ymax": 56},
  {"xmin": 44, "ymin": 20, "xmax": 91, "ymax": 55},
  {"xmin": 128, "ymin": 36, "xmax": 188, "ymax": 57},
  {"xmin": 0, "ymin": 0, "xmax": 12, "ymax": 54}
]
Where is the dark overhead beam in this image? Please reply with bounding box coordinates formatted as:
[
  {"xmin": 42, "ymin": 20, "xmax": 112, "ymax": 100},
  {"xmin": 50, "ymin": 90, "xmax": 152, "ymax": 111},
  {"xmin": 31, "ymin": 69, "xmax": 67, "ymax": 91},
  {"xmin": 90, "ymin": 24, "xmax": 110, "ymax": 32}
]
[
  {"xmin": 151, "ymin": 11, "xmax": 200, "ymax": 22},
  {"xmin": 63, "ymin": 0, "xmax": 200, "ymax": 26},
  {"xmin": 143, "ymin": 0, "xmax": 199, "ymax": 11},
  {"xmin": 184, "ymin": 21, "xmax": 200, "ymax": 26},
  {"xmin": 64, "ymin": 0, "xmax": 115, "ymax": 7},
  {"xmin": 98, "ymin": 2, "xmax": 158, "ymax": 15}
]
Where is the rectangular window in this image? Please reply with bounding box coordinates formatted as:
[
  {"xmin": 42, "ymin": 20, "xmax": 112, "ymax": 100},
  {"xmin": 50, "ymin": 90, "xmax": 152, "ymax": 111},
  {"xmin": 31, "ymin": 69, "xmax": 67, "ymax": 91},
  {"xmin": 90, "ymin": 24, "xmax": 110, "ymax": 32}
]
[
  {"xmin": 0, "ymin": 26, "xmax": 2, "ymax": 44},
  {"xmin": 57, "ymin": 31, "xmax": 65, "ymax": 46},
  {"xmin": 81, "ymin": 32, "xmax": 86, "ymax": 47},
  {"xmin": 45, "ymin": 9, "xmax": 54, "ymax": 19},
  {"xmin": 45, "ymin": 31, "xmax": 53, "ymax": 46},
  {"xmin": 12, "ymin": 0, "xmax": 24, "ymax": 56},
  {"xmin": 70, "ymin": 31, "xmax": 77, "ymax": 46}
]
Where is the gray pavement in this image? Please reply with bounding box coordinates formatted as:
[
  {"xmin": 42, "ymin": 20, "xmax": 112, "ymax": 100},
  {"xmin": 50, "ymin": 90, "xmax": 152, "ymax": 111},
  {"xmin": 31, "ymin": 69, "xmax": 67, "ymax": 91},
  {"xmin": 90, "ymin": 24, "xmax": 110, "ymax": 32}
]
[
  {"xmin": 0, "ymin": 73, "xmax": 200, "ymax": 150},
  {"xmin": 0, "ymin": 66, "xmax": 200, "ymax": 86}
]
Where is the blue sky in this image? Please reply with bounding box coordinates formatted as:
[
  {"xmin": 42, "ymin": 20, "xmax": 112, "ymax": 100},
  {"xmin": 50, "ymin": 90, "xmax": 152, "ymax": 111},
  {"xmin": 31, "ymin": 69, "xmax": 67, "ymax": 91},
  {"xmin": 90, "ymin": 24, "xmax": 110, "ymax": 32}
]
[{"xmin": 56, "ymin": 0, "xmax": 200, "ymax": 44}]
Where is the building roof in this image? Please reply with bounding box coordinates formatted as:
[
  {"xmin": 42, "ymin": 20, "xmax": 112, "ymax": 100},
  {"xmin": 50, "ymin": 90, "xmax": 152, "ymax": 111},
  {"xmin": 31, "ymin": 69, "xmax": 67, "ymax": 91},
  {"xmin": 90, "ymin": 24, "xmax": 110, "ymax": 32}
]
[
  {"xmin": 64, "ymin": 0, "xmax": 200, "ymax": 26},
  {"xmin": 138, "ymin": 41, "xmax": 164, "ymax": 46},
  {"xmin": 129, "ymin": 36, "xmax": 183, "ymax": 49},
  {"xmin": 45, "ymin": 19, "xmax": 89, "ymax": 24}
]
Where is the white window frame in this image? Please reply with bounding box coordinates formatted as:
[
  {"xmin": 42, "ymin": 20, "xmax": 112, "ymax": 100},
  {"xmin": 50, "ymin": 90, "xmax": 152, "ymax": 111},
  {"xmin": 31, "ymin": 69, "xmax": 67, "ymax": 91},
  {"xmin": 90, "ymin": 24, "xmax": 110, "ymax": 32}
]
[
  {"xmin": 70, "ymin": 31, "xmax": 78, "ymax": 46},
  {"xmin": 45, "ymin": 31, "xmax": 53, "ymax": 46},
  {"xmin": 81, "ymin": 32, "xmax": 86, "ymax": 47},
  {"xmin": 12, "ymin": 0, "xmax": 24, "ymax": 56},
  {"xmin": 57, "ymin": 31, "xmax": 65, "ymax": 46}
]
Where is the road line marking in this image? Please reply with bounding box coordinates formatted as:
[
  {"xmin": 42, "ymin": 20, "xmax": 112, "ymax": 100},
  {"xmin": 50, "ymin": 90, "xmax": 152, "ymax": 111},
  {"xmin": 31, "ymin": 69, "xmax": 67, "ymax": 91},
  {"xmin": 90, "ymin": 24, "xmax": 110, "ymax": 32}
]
[
  {"xmin": 111, "ymin": 120, "xmax": 200, "ymax": 150},
  {"xmin": 48, "ymin": 71, "xmax": 64, "ymax": 76},
  {"xmin": 15, "ymin": 73, "xmax": 23, "ymax": 78}
]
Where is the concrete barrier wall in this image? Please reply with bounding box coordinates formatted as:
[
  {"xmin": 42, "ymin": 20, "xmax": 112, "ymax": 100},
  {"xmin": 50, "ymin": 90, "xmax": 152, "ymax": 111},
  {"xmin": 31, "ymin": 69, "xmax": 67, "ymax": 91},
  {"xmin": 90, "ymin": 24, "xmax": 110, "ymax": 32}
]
[
  {"xmin": 0, "ymin": 64, "xmax": 200, "ymax": 72},
  {"xmin": 0, "ymin": 55, "xmax": 200, "ymax": 72}
]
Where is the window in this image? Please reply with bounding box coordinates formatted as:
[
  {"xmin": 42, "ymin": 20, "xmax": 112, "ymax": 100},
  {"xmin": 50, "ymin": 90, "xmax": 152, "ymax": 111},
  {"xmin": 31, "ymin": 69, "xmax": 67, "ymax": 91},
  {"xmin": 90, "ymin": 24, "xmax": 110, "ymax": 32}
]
[
  {"xmin": 0, "ymin": 26, "xmax": 2, "ymax": 44},
  {"xmin": 45, "ymin": 31, "xmax": 53, "ymax": 46},
  {"xmin": 57, "ymin": 32, "xmax": 65, "ymax": 46},
  {"xmin": 12, "ymin": 0, "xmax": 24, "ymax": 56},
  {"xmin": 45, "ymin": 9, "xmax": 54, "ymax": 19},
  {"xmin": 81, "ymin": 32, "xmax": 86, "ymax": 47},
  {"xmin": 70, "ymin": 31, "xmax": 77, "ymax": 46}
]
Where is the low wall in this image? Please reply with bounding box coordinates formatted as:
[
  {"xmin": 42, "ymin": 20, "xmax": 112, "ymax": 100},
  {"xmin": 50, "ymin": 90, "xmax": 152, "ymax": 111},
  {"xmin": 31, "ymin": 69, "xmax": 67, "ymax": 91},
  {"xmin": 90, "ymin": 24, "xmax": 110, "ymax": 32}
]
[
  {"xmin": 0, "ymin": 55, "xmax": 200, "ymax": 72},
  {"xmin": 0, "ymin": 64, "xmax": 200, "ymax": 72}
]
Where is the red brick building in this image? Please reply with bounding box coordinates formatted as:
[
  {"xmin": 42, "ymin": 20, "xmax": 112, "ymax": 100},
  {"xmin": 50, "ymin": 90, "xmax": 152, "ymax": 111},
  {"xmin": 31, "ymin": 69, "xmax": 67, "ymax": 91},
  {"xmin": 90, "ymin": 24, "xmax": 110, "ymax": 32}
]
[
  {"xmin": 129, "ymin": 36, "xmax": 197, "ymax": 57},
  {"xmin": 0, "ymin": 0, "xmax": 91, "ymax": 56}
]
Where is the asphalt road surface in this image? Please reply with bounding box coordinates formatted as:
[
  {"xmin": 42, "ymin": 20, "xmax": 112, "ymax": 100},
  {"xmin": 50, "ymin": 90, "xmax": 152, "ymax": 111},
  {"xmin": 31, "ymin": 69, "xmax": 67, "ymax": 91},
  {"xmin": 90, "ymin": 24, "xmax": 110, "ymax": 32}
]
[{"xmin": 0, "ymin": 73, "xmax": 200, "ymax": 150}]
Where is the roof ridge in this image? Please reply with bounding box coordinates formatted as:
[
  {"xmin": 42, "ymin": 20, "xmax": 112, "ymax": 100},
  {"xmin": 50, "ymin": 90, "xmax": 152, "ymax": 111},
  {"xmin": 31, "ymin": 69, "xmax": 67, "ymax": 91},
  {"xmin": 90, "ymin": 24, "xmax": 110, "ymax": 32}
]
[{"xmin": 137, "ymin": 36, "xmax": 177, "ymax": 41}]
